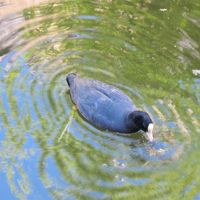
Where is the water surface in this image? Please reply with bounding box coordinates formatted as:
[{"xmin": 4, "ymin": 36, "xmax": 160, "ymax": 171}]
[{"xmin": 0, "ymin": 0, "xmax": 200, "ymax": 199}]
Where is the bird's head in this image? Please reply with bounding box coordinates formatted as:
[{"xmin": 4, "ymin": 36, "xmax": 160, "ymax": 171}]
[{"xmin": 129, "ymin": 111, "xmax": 154, "ymax": 141}]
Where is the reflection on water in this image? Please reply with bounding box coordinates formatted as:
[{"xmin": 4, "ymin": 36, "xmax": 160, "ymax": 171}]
[{"xmin": 0, "ymin": 0, "xmax": 200, "ymax": 199}]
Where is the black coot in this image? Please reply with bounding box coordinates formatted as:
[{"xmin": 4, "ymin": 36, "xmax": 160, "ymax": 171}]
[{"xmin": 66, "ymin": 73, "xmax": 154, "ymax": 141}]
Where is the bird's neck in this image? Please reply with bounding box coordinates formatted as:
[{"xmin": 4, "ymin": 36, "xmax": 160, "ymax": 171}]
[{"xmin": 125, "ymin": 111, "xmax": 140, "ymax": 132}]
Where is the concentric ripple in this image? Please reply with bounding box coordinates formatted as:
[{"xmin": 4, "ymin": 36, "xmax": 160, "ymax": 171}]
[{"xmin": 0, "ymin": 1, "xmax": 200, "ymax": 199}]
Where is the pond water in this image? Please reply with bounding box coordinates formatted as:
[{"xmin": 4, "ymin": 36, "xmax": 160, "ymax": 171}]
[{"xmin": 0, "ymin": 0, "xmax": 200, "ymax": 199}]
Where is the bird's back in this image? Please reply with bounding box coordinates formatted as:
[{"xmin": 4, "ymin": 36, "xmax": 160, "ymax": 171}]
[{"xmin": 68, "ymin": 74, "xmax": 136, "ymax": 132}]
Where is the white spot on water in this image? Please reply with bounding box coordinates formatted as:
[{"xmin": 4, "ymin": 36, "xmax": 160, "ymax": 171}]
[
  {"xmin": 192, "ymin": 70, "xmax": 200, "ymax": 76},
  {"xmin": 160, "ymin": 8, "xmax": 167, "ymax": 12}
]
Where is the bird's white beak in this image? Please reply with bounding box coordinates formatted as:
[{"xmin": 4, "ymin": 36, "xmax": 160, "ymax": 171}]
[{"xmin": 146, "ymin": 123, "xmax": 154, "ymax": 142}]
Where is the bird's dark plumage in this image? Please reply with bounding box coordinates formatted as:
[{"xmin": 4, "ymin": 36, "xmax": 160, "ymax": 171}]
[{"xmin": 66, "ymin": 73, "xmax": 153, "ymax": 139}]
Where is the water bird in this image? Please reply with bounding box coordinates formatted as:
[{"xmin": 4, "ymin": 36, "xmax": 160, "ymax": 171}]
[{"xmin": 66, "ymin": 73, "xmax": 154, "ymax": 141}]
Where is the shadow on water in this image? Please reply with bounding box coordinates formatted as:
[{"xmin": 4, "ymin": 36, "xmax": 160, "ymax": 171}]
[{"xmin": 0, "ymin": 0, "xmax": 200, "ymax": 199}]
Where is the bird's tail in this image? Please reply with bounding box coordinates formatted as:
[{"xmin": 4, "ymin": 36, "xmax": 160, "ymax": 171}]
[{"xmin": 66, "ymin": 73, "xmax": 76, "ymax": 87}]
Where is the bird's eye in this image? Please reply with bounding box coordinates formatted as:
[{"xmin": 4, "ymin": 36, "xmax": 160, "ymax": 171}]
[{"xmin": 142, "ymin": 123, "xmax": 148, "ymax": 131}]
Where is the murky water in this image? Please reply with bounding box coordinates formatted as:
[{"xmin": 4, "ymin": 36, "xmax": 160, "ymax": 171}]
[{"xmin": 0, "ymin": 0, "xmax": 200, "ymax": 199}]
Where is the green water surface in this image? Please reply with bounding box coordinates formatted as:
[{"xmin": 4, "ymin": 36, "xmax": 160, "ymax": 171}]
[{"xmin": 0, "ymin": 0, "xmax": 200, "ymax": 199}]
